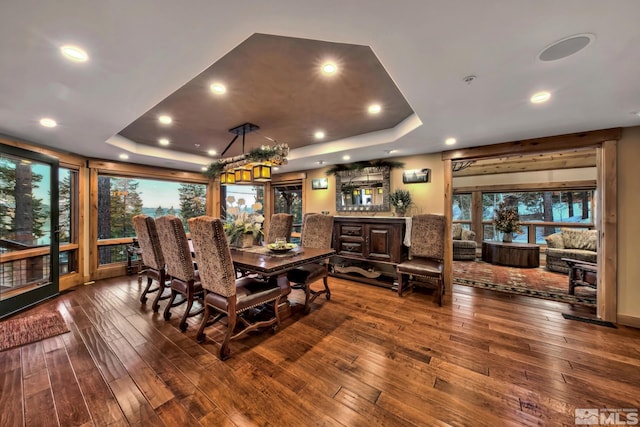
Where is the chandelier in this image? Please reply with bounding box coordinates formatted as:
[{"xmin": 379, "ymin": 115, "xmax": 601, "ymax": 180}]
[{"xmin": 204, "ymin": 122, "xmax": 289, "ymax": 184}]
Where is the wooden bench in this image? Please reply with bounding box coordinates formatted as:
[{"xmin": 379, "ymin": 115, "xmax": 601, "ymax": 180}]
[{"xmin": 562, "ymin": 258, "xmax": 597, "ymax": 295}]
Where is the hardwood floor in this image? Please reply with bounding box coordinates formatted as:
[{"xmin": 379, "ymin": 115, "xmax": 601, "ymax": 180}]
[{"xmin": 2, "ymin": 275, "xmax": 639, "ymax": 426}]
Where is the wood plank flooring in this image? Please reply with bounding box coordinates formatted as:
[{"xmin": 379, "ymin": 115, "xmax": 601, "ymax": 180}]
[{"xmin": 1, "ymin": 275, "xmax": 639, "ymax": 426}]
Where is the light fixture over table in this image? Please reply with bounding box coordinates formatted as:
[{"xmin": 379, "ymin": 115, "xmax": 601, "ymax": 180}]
[{"xmin": 204, "ymin": 122, "xmax": 289, "ymax": 184}]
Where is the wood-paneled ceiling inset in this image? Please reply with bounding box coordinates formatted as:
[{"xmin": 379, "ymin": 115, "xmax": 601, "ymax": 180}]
[
  {"xmin": 452, "ymin": 148, "xmax": 597, "ymax": 177},
  {"xmin": 118, "ymin": 33, "xmax": 414, "ymax": 158}
]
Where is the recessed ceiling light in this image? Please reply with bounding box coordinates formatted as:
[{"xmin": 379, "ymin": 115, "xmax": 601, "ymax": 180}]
[
  {"xmin": 530, "ymin": 91, "xmax": 551, "ymax": 104},
  {"xmin": 538, "ymin": 33, "xmax": 595, "ymax": 62},
  {"xmin": 210, "ymin": 83, "xmax": 226, "ymax": 94},
  {"xmin": 39, "ymin": 117, "xmax": 57, "ymax": 128},
  {"xmin": 158, "ymin": 115, "xmax": 172, "ymax": 125},
  {"xmin": 384, "ymin": 149, "xmax": 397, "ymax": 154},
  {"xmin": 60, "ymin": 45, "xmax": 89, "ymax": 62},
  {"xmin": 632, "ymin": 111, "xmax": 640, "ymax": 117},
  {"xmin": 273, "ymin": 167, "xmax": 280, "ymax": 171},
  {"xmin": 317, "ymin": 160, "xmax": 325, "ymax": 165},
  {"xmin": 321, "ymin": 62, "xmax": 337, "ymax": 75},
  {"xmin": 201, "ymin": 166, "xmax": 208, "ymax": 171},
  {"xmin": 343, "ymin": 155, "xmax": 351, "ymax": 161},
  {"xmin": 158, "ymin": 138, "xmax": 170, "ymax": 146},
  {"xmin": 314, "ymin": 130, "xmax": 325, "ymax": 140},
  {"xmin": 207, "ymin": 149, "xmax": 217, "ymax": 156},
  {"xmin": 119, "ymin": 154, "xmax": 129, "ymax": 160},
  {"xmin": 445, "ymin": 137, "xmax": 457, "ymax": 146},
  {"xmin": 368, "ymin": 104, "xmax": 382, "ymax": 114}
]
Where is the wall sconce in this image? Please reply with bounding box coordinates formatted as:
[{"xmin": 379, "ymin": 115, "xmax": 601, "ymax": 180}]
[
  {"xmin": 364, "ymin": 189, "xmax": 372, "ymax": 195},
  {"xmin": 252, "ymin": 164, "xmax": 271, "ymax": 182}
]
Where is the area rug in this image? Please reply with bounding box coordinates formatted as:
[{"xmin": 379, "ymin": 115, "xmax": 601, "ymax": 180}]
[
  {"xmin": 453, "ymin": 260, "xmax": 596, "ymax": 306},
  {"xmin": 0, "ymin": 311, "xmax": 69, "ymax": 352}
]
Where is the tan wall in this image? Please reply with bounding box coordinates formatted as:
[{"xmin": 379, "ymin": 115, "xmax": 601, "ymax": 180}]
[
  {"xmin": 617, "ymin": 126, "xmax": 640, "ymax": 324},
  {"xmin": 304, "ymin": 152, "xmax": 446, "ymax": 216}
]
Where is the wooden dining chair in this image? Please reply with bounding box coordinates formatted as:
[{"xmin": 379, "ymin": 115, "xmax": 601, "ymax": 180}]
[
  {"xmin": 286, "ymin": 213, "xmax": 334, "ymax": 314},
  {"xmin": 132, "ymin": 214, "xmax": 169, "ymax": 311},
  {"xmin": 265, "ymin": 213, "xmax": 294, "ymax": 244},
  {"xmin": 188, "ymin": 216, "xmax": 281, "ymax": 360},
  {"xmin": 396, "ymin": 214, "xmax": 446, "ymax": 305},
  {"xmin": 155, "ymin": 215, "xmax": 204, "ymax": 331}
]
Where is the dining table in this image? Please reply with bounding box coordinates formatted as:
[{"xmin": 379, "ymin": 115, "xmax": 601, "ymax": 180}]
[
  {"xmin": 189, "ymin": 240, "xmax": 335, "ymax": 317},
  {"xmin": 230, "ymin": 245, "xmax": 335, "ymax": 317}
]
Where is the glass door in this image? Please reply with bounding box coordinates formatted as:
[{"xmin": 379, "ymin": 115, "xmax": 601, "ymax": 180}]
[{"xmin": 1, "ymin": 144, "xmax": 59, "ymax": 318}]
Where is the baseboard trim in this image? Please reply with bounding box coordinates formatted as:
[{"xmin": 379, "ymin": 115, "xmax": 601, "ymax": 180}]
[{"xmin": 617, "ymin": 314, "xmax": 640, "ymax": 329}]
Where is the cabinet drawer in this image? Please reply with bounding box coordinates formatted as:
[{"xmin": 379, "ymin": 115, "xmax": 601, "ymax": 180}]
[
  {"xmin": 339, "ymin": 225, "xmax": 363, "ymax": 237},
  {"xmin": 338, "ymin": 240, "xmax": 364, "ymax": 256}
]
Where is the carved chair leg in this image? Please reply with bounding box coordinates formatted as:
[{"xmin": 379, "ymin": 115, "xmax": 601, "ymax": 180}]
[
  {"xmin": 179, "ymin": 294, "xmax": 194, "ymax": 332},
  {"xmin": 140, "ymin": 276, "xmax": 154, "ymax": 304},
  {"xmin": 323, "ymin": 276, "xmax": 331, "ymax": 300},
  {"xmin": 303, "ymin": 282, "xmax": 312, "ymax": 315},
  {"xmin": 196, "ymin": 305, "xmax": 211, "ymax": 343},
  {"xmin": 220, "ymin": 312, "xmax": 237, "ymax": 360},
  {"xmin": 151, "ymin": 281, "xmax": 167, "ymax": 312},
  {"xmin": 163, "ymin": 289, "xmax": 178, "ymax": 320}
]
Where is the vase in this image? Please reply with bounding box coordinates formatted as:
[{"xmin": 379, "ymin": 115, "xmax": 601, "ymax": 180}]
[
  {"xmin": 395, "ymin": 209, "xmax": 406, "ymax": 217},
  {"xmin": 502, "ymin": 232, "xmax": 513, "ymax": 243},
  {"xmin": 231, "ymin": 233, "xmax": 254, "ymax": 248}
]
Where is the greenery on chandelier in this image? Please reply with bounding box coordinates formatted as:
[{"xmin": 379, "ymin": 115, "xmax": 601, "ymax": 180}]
[
  {"xmin": 204, "ymin": 144, "xmax": 289, "ymax": 179},
  {"xmin": 325, "ymin": 159, "xmax": 404, "ymax": 176}
]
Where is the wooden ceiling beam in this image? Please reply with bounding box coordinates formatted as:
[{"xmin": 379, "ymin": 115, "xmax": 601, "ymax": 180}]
[{"xmin": 442, "ymin": 128, "xmax": 622, "ymax": 161}]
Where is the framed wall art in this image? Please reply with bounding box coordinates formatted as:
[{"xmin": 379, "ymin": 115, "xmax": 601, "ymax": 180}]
[
  {"xmin": 312, "ymin": 178, "xmax": 328, "ymax": 190},
  {"xmin": 402, "ymin": 168, "xmax": 431, "ymax": 184}
]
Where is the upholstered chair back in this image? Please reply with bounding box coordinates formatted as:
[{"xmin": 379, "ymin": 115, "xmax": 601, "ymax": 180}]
[
  {"xmin": 265, "ymin": 213, "xmax": 294, "ymax": 244},
  {"xmin": 410, "ymin": 214, "xmax": 445, "ymax": 261},
  {"xmin": 188, "ymin": 216, "xmax": 236, "ymax": 298},
  {"xmin": 155, "ymin": 215, "xmax": 195, "ymax": 282},
  {"xmin": 132, "ymin": 214, "xmax": 164, "ymax": 271},
  {"xmin": 301, "ymin": 214, "xmax": 334, "ymax": 249}
]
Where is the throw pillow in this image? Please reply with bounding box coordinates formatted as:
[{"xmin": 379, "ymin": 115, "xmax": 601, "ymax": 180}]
[
  {"xmin": 545, "ymin": 232, "xmax": 564, "ymax": 248},
  {"xmin": 562, "ymin": 228, "xmax": 596, "ymax": 250},
  {"xmin": 452, "ymin": 223, "xmax": 463, "ymax": 240}
]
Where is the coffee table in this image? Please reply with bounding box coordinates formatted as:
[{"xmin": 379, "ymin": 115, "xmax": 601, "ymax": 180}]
[{"xmin": 481, "ymin": 241, "xmax": 540, "ymax": 268}]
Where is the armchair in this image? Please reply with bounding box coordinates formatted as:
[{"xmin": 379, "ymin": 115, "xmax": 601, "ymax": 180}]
[
  {"xmin": 156, "ymin": 215, "xmax": 204, "ymax": 331},
  {"xmin": 286, "ymin": 213, "xmax": 334, "ymax": 314},
  {"xmin": 397, "ymin": 214, "xmax": 446, "ymax": 306},
  {"xmin": 189, "ymin": 216, "xmax": 281, "ymax": 360},
  {"xmin": 132, "ymin": 214, "xmax": 169, "ymax": 311},
  {"xmin": 265, "ymin": 213, "xmax": 294, "ymax": 244},
  {"xmin": 452, "ymin": 223, "xmax": 477, "ymax": 261}
]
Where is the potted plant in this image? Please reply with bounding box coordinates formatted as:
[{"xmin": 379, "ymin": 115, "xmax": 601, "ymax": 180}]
[
  {"xmin": 493, "ymin": 200, "xmax": 522, "ymax": 242},
  {"xmin": 389, "ymin": 189, "xmax": 412, "ymax": 217},
  {"xmin": 223, "ymin": 197, "xmax": 264, "ymax": 247}
]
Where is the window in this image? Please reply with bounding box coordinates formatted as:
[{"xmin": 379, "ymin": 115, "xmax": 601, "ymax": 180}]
[
  {"xmin": 96, "ymin": 175, "xmax": 207, "ymax": 266},
  {"xmin": 273, "ymin": 183, "xmax": 302, "ymax": 241},
  {"xmin": 453, "ymin": 188, "xmax": 594, "ymax": 244},
  {"xmin": 59, "ymin": 167, "xmax": 78, "ymax": 274}
]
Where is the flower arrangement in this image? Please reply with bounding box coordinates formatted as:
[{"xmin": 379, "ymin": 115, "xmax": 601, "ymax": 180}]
[
  {"xmin": 223, "ymin": 197, "xmax": 264, "ymax": 244},
  {"xmin": 493, "ymin": 200, "xmax": 522, "ymax": 237},
  {"xmin": 389, "ymin": 189, "xmax": 412, "ymax": 215}
]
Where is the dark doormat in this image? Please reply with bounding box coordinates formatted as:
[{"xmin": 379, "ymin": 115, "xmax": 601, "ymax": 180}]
[{"xmin": 562, "ymin": 313, "xmax": 616, "ymax": 328}]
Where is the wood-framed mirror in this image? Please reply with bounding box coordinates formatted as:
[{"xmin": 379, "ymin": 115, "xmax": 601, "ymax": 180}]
[{"xmin": 335, "ymin": 166, "xmax": 390, "ymax": 212}]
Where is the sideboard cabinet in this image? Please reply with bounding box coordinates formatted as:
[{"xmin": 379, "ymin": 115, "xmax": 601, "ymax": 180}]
[{"xmin": 331, "ymin": 216, "xmax": 407, "ymax": 288}]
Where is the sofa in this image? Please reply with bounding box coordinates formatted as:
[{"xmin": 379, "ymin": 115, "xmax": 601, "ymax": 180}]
[
  {"xmin": 544, "ymin": 228, "xmax": 597, "ymax": 273},
  {"xmin": 452, "ymin": 223, "xmax": 477, "ymax": 260}
]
